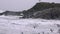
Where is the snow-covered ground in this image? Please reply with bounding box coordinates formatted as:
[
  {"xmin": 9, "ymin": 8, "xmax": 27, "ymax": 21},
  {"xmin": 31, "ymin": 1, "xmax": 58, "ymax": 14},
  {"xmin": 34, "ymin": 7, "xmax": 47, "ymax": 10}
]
[{"xmin": 0, "ymin": 16, "xmax": 60, "ymax": 34}]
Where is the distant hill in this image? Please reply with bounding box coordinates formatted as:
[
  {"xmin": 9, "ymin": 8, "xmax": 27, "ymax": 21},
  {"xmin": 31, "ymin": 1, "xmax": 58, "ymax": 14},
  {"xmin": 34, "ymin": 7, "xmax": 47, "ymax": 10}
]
[
  {"xmin": 22, "ymin": 2, "xmax": 60, "ymax": 19},
  {"xmin": 1, "ymin": 2, "xmax": 60, "ymax": 19}
]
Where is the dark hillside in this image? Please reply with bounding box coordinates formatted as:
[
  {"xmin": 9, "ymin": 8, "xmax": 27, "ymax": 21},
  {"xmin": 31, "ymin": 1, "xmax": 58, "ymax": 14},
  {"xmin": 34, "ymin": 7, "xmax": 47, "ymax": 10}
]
[
  {"xmin": 33, "ymin": 8, "xmax": 60, "ymax": 19},
  {"xmin": 23, "ymin": 2, "xmax": 60, "ymax": 19}
]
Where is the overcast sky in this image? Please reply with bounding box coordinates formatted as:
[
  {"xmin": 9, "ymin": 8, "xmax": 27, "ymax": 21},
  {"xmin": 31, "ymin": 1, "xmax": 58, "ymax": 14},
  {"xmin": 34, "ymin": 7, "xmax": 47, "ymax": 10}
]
[{"xmin": 0, "ymin": 0, "xmax": 60, "ymax": 11}]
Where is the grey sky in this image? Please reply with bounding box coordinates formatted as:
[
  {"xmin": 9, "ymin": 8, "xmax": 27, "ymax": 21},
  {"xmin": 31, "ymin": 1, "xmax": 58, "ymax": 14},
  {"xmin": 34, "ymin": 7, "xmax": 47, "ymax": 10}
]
[{"xmin": 0, "ymin": 0, "xmax": 60, "ymax": 11}]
